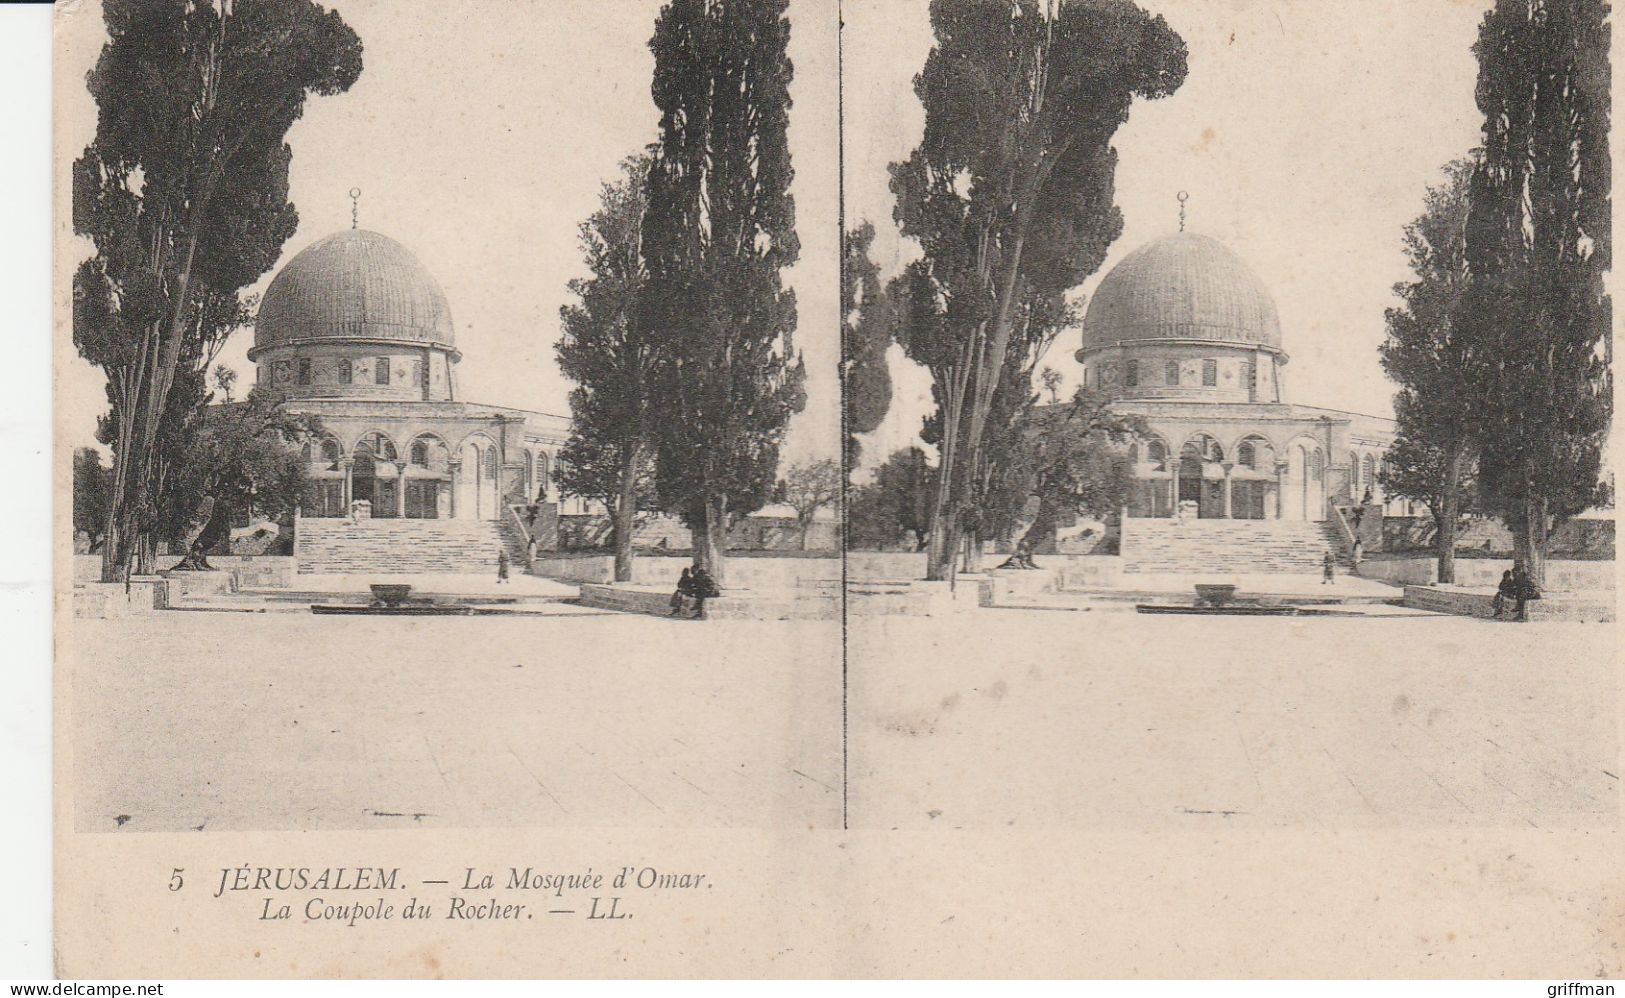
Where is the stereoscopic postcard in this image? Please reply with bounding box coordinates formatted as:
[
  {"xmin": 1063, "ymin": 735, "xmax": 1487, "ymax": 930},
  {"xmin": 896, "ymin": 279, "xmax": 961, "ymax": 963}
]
[{"xmin": 53, "ymin": 0, "xmax": 1621, "ymax": 979}]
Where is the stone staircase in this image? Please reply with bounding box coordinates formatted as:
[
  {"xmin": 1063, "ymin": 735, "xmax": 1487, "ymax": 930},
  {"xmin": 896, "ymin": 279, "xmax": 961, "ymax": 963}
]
[
  {"xmin": 1121, "ymin": 517, "xmax": 1349, "ymax": 574},
  {"xmin": 294, "ymin": 517, "xmax": 527, "ymax": 574}
]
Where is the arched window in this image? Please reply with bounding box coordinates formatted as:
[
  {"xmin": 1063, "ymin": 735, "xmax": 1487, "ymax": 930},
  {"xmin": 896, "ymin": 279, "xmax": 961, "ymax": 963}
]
[
  {"xmin": 338, "ymin": 360, "xmax": 352, "ymax": 385},
  {"xmin": 535, "ymin": 452, "xmax": 550, "ymax": 498},
  {"xmin": 1147, "ymin": 439, "xmax": 1168, "ymax": 470},
  {"xmin": 1127, "ymin": 442, "xmax": 1140, "ymax": 463},
  {"xmin": 407, "ymin": 435, "xmax": 448, "ymax": 473},
  {"xmin": 297, "ymin": 358, "xmax": 311, "ymax": 385},
  {"xmin": 482, "ymin": 446, "xmax": 498, "ymax": 479},
  {"xmin": 1310, "ymin": 448, "xmax": 1323, "ymax": 481},
  {"xmin": 1362, "ymin": 455, "xmax": 1377, "ymax": 495},
  {"xmin": 1165, "ymin": 360, "xmax": 1179, "ymax": 386},
  {"xmin": 356, "ymin": 431, "xmax": 397, "ymax": 462},
  {"xmin": 1238, "ymin": 441, "xmax": 1256, "ymax": 469},
  {"xmin": 1125, "ymin": 359, "xmax": 1139, "ymax": 387},
  {"xmin": 1202, "ymin": 359, "xmax": 1217, "ymax": 387},
  {"xmin": 375, "ymin": 357, "xmax": 390, "ymax": 385}
]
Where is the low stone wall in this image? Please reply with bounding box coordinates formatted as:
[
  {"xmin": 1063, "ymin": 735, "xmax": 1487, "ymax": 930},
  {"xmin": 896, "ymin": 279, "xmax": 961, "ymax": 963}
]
[
  {"xmin": 845, "ymin": 550, "xmax": 1124, "ymax": 590},
  {"xmin": 533, "ymin": 554, "xmax": 840, "ymax": 589},
  {"xmin": 73, "ymin": 554, "xmax": 295, "ymax": 589},
  {"xmin": 159, "ymin": 570, "xmax": 238, "ymax": 599},
  {"xmin": 578, "ymin": 582, "xmax": 838, "ymax": 620},
  {"xmin": 557, "ymin": 513, "xmax": 838, "ymax": 554},
  {"xmin": 1381, "ymin": 515, "xmax": 1614, "ymax": 559},
  {"xmin": 1403, "ymin": 584, "xmax": 1614, "ymax": 622},
  {"xmin": 846, "ymin": 578, "xmax": 975, "ymax": 616},
  {"xmin": 845, "ymin": 551, "xmax": 927, "ymax": 581},
  {"xmin": 73, "ymin": 577, "xmax": 170, "ymax": 618},
  {"xmin": 1362, "ymin": 557, "xmax": 1614, "ymax": 592}
]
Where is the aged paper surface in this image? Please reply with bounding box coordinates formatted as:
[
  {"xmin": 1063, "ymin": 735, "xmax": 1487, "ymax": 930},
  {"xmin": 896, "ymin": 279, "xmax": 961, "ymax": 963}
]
[{"xmin": 54, "ymin": 0, "xmax": 1621, "ymax": 978}]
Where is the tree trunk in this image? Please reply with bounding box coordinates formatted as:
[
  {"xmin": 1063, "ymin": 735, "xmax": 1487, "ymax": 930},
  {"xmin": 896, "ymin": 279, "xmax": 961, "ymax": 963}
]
[
  {"xmin": 692, "ymin": 494, "xmax": 728, "ymax": 587},
  {"xmin": 1436, "ymin": 449, "xmax": 1463, "ymax": 585},
  {"xmin": 1017, "ymin": 494, "xmax": 1058, "ymax": 558},
  {"xmin": 611, "ymin": 442, "xmax": 643, "ymax": 583},
  {"xmin": 961, "ymin": 528, "xmax": 983, "ymax": 574},
  {"xmin": 926, "ymin": 506, "xmax": 960, "ymax": 581},
  {"xmin": 798, "ymin": 517, "xmax": 811, "ymax": 552},
  {"xmin": 1515, "ymin": 496, "xmax": 1548, "ymax": 592}
]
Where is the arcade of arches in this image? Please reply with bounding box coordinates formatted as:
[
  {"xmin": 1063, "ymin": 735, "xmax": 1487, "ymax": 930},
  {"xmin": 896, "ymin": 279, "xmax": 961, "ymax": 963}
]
[
  {"xmin": 251, "ymin": 226, "xmax": 571, "ymax": 526},
  {"xmin": 1122, "ymin": 427, "xmax": 1402, "ymax": 522},
  {"xmin": 1066, "ymin": 230, "xmax": 1402, "ymax": 530}
]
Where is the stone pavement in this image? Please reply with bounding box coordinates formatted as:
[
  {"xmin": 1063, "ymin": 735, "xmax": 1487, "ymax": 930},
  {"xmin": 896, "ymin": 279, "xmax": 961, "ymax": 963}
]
[
  {"xmin": 848, "ymin": 610, "xmax": 1618, "ymax": 829},
  {"xmin": 68, "ymin": 610, "xmax": 843, "ymax": 832}
]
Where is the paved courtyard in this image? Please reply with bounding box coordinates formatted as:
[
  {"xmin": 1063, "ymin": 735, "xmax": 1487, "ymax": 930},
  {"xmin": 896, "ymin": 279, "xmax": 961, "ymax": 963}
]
[
  {"xmin": 70, "ymin": 610, "xmax": 842, "ymax": 832},
  {"xmin": 848, "ymin": 609, "xmax": 1619, "ymax": 829}
]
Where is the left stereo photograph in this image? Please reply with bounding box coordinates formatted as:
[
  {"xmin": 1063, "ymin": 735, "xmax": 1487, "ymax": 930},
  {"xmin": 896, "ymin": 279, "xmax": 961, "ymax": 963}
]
[{"xmin": 55, "ymin": 0, "xmax": 844, "ymax": 837}]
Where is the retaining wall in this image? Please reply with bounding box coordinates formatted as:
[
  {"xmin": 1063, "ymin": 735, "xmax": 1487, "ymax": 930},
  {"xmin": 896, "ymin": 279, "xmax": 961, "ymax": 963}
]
[{"xmin": 1361, "ymin": 557, "xmax": 1615, "ymax": 591}]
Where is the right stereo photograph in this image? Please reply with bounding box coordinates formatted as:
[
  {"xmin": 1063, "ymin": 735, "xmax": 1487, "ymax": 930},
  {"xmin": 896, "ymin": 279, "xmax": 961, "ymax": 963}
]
[{"xmin": 840, "ymin": 0, "xmax": 1616, "ymax": 830}]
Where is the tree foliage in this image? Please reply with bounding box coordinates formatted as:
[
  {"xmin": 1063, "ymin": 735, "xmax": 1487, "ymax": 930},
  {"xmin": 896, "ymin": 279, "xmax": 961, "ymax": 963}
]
[
  {"xmin": 848, "ymin": 446, "xmax": 937, "ymax": 552},
  {"xmin": 73, "ymin": 448, "xmax": 114, "ymax": 552},
  {"xmin": 890, "ymin": 0, "xmax": 1186, "ymax": 578},
  {"xmin": 1378, "ymin": 157, "xmax": 1480, "ymax": 581},
  {"xmin": 997, "ymin": 391, "xmax": 1143, "ymax": 553},
  {"xmin": 162, "ymin": 383, "xmax": 317, "ymax": 560},
  {"xmin": 1460, "ymin": 0, "xmax": 1611, "ymax": 588},
  {"xmin": 72, "ymin": 0, "xmax": 362, "ymax": 580},
  {"xmin": 842, "ymin": 221, "xmax": 895, "ymax": 468},
  {"xmin": 776, "ymin": 458, "xmax": 842, "ymax": 550},
  {"xmin": 557, "ymin": 155, "xmax": 663, "ymax": 580},
  {"xmin": 641, "ymin": 0, "xmax": 807, "ymax": 582}
]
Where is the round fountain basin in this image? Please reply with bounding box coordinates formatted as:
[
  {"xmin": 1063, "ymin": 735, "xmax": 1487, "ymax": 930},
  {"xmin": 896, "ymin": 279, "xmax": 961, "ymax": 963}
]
[
  {"xmin": 1194, "ymin": 584, "xmax": 1239, "ymax": 607},
  {"xmin": 370, "ymin": 584, "xmax": 414, "ymax": 608}
]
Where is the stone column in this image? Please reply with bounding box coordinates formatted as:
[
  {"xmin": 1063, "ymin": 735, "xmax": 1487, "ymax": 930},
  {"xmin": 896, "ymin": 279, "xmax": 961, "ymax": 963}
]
[
  {"xmin": 395, "ymin": 461, "xmax": 408, "ymax": 517},
  {"xmin": 1221, "ymin": 463, "xmax": 1234, "ymax": 518},
  {"xmin": 1274, "ymin": 460, "xmax": 1288, "ymax": 519},
  {"xmin": 341, "ymin": 457, "xmax": 354, "ymax": 507},
  {"xmin": 447, "ymin": 460, "xmax": 461, "ymax": 519}
]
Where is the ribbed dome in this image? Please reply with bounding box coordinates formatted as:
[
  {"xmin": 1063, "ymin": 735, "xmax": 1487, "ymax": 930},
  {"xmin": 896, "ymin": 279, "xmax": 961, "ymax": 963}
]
[
  {"xmin": 253, "ymin": 229, "xmax": 454, "ymax": 354},
  {"xmin": 1081, "ymin": 232, "xmax": 1282, "ymax": 352}
]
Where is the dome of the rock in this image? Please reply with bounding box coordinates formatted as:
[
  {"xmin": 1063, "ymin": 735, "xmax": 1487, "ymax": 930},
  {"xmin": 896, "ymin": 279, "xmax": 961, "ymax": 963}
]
[{"xmin": 1080, "ymin": 231, "xmax": 1282, "ymax": 352}]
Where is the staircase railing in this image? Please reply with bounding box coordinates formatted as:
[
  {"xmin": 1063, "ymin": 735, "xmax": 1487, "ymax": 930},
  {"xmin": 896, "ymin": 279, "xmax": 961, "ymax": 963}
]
[
  {"xmin": 504, "ymin": 504, "xmax": 536, "ymax": 570},
  {"xmin": 1326, "ymin": 499, "xmax": 1360, "ymax": 569}
]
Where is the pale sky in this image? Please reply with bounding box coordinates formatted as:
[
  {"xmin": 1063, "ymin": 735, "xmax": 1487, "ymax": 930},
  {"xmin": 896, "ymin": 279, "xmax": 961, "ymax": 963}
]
[
  {"xmin": 57, "ymin": 0, "xmax": 839, "ymax": 467},
  {"xmin": 844, "ymin": 0, "xmax": 1495, "ymax": 472}
]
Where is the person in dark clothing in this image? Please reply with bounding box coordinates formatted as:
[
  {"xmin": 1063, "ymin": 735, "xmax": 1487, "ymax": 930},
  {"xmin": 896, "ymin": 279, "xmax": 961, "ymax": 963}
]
[
  {"xmin": 688, "ymin": 565, "xmax": 721, "ymax": 620},
  {"xmin": 1321, "ymin": 549, "xmax": 1335, "ymax": 584},
  {"xmin": 670, "ymin": 567, "xmax": 693, "ymax": 616},
  {"xmin": 1510, "ymin": 566, "xmax": 1541, "ymax": 621},
  {"xmin": 496, "ymin": 549, "xmax": 510, "ymax": 583},
  {"xmin": 1493, "ymin": 570, "xmax": 1517, "ymax": 619}
]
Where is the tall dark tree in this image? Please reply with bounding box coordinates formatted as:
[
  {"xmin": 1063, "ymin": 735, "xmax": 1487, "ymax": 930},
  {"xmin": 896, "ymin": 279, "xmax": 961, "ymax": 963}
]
[
  {"xmin": 1463, "ymin": 0, "xmax": 1611, "ymax": 590},
  {"xmin": 1379, "ymin": 157, "xmax": 1480, "ymax": 584},
  {"xmin": 557, "ymin": 155, "xmax": 662, "ymax": 583},
  {"xmin": 891, "ymin": 0, "xmax": 1186, "ymax": 580},
  {"xmin": 73, "ymin": 0, "xmax": 362, "ymax": 581},
  {"xmin": 73, "ymin": 448, "xmax": 114, "ymax": 553},
  {"xmin": 842, "ymin": 221, "xmax": 895, "ymax": 469},
  {"xmin": 847, "ymin": 446, "xmax": 937, "ymax": 552},
  {"xmin": 642, "ymin": 0, "xmax": 807, "ymax": 585}
]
